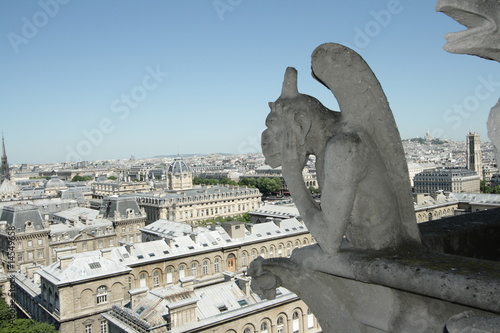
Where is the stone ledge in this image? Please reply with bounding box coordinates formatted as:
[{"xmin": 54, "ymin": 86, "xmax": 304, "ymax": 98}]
[{"xmin": 289, "ymin": 245, "xmax": 499, "ymax": 314}]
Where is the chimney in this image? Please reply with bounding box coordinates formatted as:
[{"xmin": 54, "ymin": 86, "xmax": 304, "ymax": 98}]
[
  {"xmin": 100, "ymin": 249, "xmax": 112, "ymax": 260},
  {"xmin": 59, "ymin": 255, "xmax": 74, "ymax": 271},
  {"xmin": 223, "ymin": 271, "xmax": 234, "ymax": 282},
  {"xmin": 180, "ymin": 276, "xmax": 195, "ymax": 291},
  {"xmin": 236, "ymin": 275, "xmax": 251, "ymax": 295},
  {"xmin": 273, "ymin": 218, "xmax": 282, "ymax": 227}
]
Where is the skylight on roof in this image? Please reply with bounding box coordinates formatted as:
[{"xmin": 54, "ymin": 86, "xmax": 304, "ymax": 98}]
[
  {"xmin": 149, "ymin": 253, "xmax": 155, "ymax": 257},
  {"xmin": 89, "ymin": 262, "xmax": 101, "ymax": 269},
  {"xmin": 137, "ymin": 255, "xmax": 144, "ymax": 259},
  {"xmin": 238, "ymin": 299, "xmax": 248, "ymax": 306}
]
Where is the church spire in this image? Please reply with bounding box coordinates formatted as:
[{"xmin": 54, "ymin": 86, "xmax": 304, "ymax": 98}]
[{"xmin": 1, "ymin": 134, "xmax": 10, "ymax": 182}]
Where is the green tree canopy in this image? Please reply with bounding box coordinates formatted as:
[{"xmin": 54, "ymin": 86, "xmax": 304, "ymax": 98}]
[
  {"xmin": 71, "ymin": 175, "xmax": 92, "ymax": 182},
  {"xmin": 0, "ymin": 296, "xmax": 57, "ymax": 333}
]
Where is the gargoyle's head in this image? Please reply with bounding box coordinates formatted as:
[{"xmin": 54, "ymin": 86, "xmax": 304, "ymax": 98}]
[{"xmin": 436, "ymin": 0, "xmax": 500, "ymax": 62}]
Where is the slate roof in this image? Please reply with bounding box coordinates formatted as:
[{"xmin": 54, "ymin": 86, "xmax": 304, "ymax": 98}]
[{"xmin": 0, "ymin": 204, "xmax": 45, "ymax": 233}]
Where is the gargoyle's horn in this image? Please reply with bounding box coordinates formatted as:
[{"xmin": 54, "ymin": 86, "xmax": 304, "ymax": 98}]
[{"xmin": 280, "ymin": 67, "xmax": 299, "ymax": 98}]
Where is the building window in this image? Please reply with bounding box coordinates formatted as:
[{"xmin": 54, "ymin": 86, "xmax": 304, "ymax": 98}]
[
  {"xmin": 292, "ymin": 311, "xmax": 300, "ymax": 333},
  {"xmin": 241, "ymin": 252, "xmax": 247, "ymax": 267},
  {"xmin": 260, "ymin": 248, "xmax": 266, "ymax": 258},
  {"xmin": 96, "ymin": 286, "xmax": 107, "ymax": 304},
  {"xmin": 251, "ymin": 249, "xmax": 257, "ymax": 261},
  {"xmin": 140, "ymin": 273, "xmax": 147, "ymax": 288},
  {"xmin": 98, "ymin": 240, "xmax": 103, "ymax": 248},
  {"xmin": 214, "ymin": 258, "xmax": 220, "ymax": 273},
  {"xmin": 261, "ymin": 322, "xmax": 269, "ymax": 333},
  {"xmin": 166, "ymin": 268, "xmax": 173, "ymax": 284},
  {"xmin": 128, "ymin": 276, "xmax": 132, "ymax": 290},
  {"xmin": 286, "ymin": 244, "xmax": 291, "ymax": 256},
  {"xmin": 278, "ymin": 245, "xmax": 283, "ymax": 257},
  {"xmin": 37, "ymin": 249, "xmax": 44, "ymax": 259},
  {"xmin": 17, "ymin": 242, "xmax": 22, "ymax": 249},
  {"xmin": 109, "ymin": 239, "xmax": 114, "ymax": 247},
  {"xmin": 244, "ymin": 328, "xmax": 251, "ymax": 333},
  {"xmin": 85, "ymin": 324, "xmax": 92, "ymax": 333},
  {"xmin": 38, "ymin": 239, "xmax": 43, "ymax": 246},
  {"xmin": 277, "ymin": 317, "xmax": 284, "ymax": 333},
  {"xmin": 203, "ymin": 260, "xmax": 209, "ymax": 275},
  {"xmin": 191, "ymin": 262, "xmax": 197, "ymax": 277},
  {"xmin": 28, "ymin": 251, "xmax": 34, "ymax": 260},
  {"xmin": 179, "ymin": 265, "xmax": 185, "ymax": 279},
  {"xmin": 153, "ymin": 270, "xmax": 160, "ymax": 287},
  {"xmin": 100, "ymin": 320, "xmax": 108, "ymax": 333},
  {"xmin": 269, "ymin": 246, "xmax": 274, "ymax": 258},
  {"xmin": 307, "ymin": 308, "xmax": 314, "ymax": 328},
  {"xmin": 17, "ymin": 253, "xmax": 23, "ymax": 262},
  {"xmin": 27, "ymin": 240, "xmax": 33, "ymax": 247},
  {"xmin": 83, "ymin": 242, "xmax": 88, "ymax": 251}
]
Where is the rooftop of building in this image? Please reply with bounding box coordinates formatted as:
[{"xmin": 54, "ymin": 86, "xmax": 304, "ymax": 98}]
[{"xmin": 38, "ymin": 251, "xmax": 131, "ymax": 286}]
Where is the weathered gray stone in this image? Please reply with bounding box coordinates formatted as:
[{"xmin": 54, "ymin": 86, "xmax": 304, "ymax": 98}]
[
  {"xmin": 437, "ymin": 0, "xmax": 500, "ymax": 175},
  {"xmin": 252, "ymin": 40, "xmax": 500, "ymax": 332},
  {"xmin": 261, "ymin": 43, "xmax": 421, "ymax": 255},
  {"xmin": 447, "ymin": 311, "xmax": 500, "ymax": 333}
]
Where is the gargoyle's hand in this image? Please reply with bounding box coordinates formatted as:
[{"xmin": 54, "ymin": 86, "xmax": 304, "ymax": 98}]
[
  {"xmin": 281, "ymin": 130, "xmax": 306, "ymax": 173},
  {"xmin": 248, "ymin": 256, "xmax": 279, "ymax": 300}
]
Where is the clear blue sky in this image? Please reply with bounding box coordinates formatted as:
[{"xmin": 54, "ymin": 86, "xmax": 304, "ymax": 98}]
[{"xmin": 1, "ymin": 0, "xmax": 499, "ymax": 164}]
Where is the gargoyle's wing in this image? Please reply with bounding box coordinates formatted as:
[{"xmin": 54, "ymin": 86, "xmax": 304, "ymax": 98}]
[{"xmin": 311, "ymin": 43, "xmax": 420, "ymax": 240}]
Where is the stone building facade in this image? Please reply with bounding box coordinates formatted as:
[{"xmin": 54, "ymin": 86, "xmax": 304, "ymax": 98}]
[
  {"xmin": 104, "ymin": 274, "xmax": 321, "ymax": 333},
  {"xmin": 0, "ymin": 196, "xmax": 146, "ymax": 273},
  {"xmin": 413, "ymin": 168, "xmax": 480, "ymax": 193},
  {"xmin": 134, "ymin": 185, "xmax": 262, "ymax": 224},
  {"xmin": 14, "ymin": 218, "xmax": 315, "ymax": 332}
]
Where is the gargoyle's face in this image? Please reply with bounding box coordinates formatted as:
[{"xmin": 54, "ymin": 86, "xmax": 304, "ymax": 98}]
[
  {"xmin": 437, "ymin": 0, "xmax": 500, "ymax": 62},
  {"xmin": 262, "ymin": 104, "xmax": 286, "ymax": 168}
]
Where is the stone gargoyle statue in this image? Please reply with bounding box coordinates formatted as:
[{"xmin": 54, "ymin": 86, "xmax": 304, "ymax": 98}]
[
  {"xmin": 437, "ymin": 0, "xmax": 500, "ymax": 167},
  {"xmin": 261, "ymin": 43, "xmax": 422, "ymax": 255},
  {"xmin": 437, "ymin": 1, "xmax": 500, "ymax": 331}
]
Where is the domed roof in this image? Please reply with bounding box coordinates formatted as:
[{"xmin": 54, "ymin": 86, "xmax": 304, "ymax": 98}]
[
  {"xmin": 168, "ymin": 158, "xmax": 191, "ymax": 174},
  {"xmin": 45, "ymin": 176, "xmax": 67, "ymax": 189}
]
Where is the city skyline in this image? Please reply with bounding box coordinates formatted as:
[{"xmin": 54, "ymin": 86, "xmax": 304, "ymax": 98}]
[{"xmin": 1, "ymin": 1, "xmax": 499, "ymax": 164}]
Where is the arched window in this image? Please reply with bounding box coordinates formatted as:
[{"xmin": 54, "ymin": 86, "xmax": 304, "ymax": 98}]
[
  {"xmin": 96, "ymin": 286, "xmax": 107, "ymax": 304},
  {"xmin": 251, "ymin": 249, "xmax": 257, "ymax": 261},
  {"xmin": 203, "ymin": 260, "xmax": 209, "ymax": 275},
  {"xmin": 286, "ymin": 243, "xmax": 291, "ymax": 256},
  {"xmin": 307, "ymin": 308, "xmax": 314, "ymax": 329},
  {"xmin": 153, "ymin": 270, "xmax": 160, "ymax": 287},
  {"xmin": 214, "ymin": 258, "xmax": 220, "ymax": 273},
  {"xmin": 277, "ymin": 316, "xmax": 285, "ymax": 333},
  {"xmin": 260, "ymin": 247, "xmax": 266, "ymax": 258},
  {"xmin": 292, "ymin": 311, "xmax": 300, "ymax": 333},
  {"xmin": 179, "ymin": 264, "xmax": 186, "ymax": 279},
  {"xmin": 295, "ymin": 240, "xmax": 300, "ymax": 249},
  {"xmin": 241, "ymin": 252, "xmax": 247, "ymax": 267},
  {"xmin": 166, "ymin": 267, "xmax": 173, "ymax": 284},
  {"xmin": 278, "ymin": 245, "xmax": 283, "ymax": 257},
  {"xmin": 269, "ymin": 246, "xmax": 275, "ymax": 258},
  {"xmin": 191, "ymin": 262, "xmax": 198, "ymax": 277},
  {"xmin": 260, "ymin": 322, "xmax": 269, "ymax": 333},
  {"xmin": 139, "ymin": 273, "xmax": 147, "ymax": 288},
  {"xmin": 244, "ymin": 328, "xmax": 251, "ymax": 333}
]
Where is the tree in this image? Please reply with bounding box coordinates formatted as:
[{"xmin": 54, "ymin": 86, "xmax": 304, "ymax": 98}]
[
  {"xmin": 107, "ymin": 176, "xmax": 117, "ymax": 180},
  {"xmin": 255, "ymin": 177, "xmax": 282, "ymax": 196},
  {"xmin": 71, "ymin": 175, "xmax": 92, "ymax": 182},
  {"xmin": 238, "ymin": 177, "xmax": 257, "ymax": 188},
  {"xmin": 0, "ymin": 296, "xmax": 57, "ymax": 333},
  {"xmin": 480, "ymin": 180, "xmax": 493, "ymax": 193}
]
